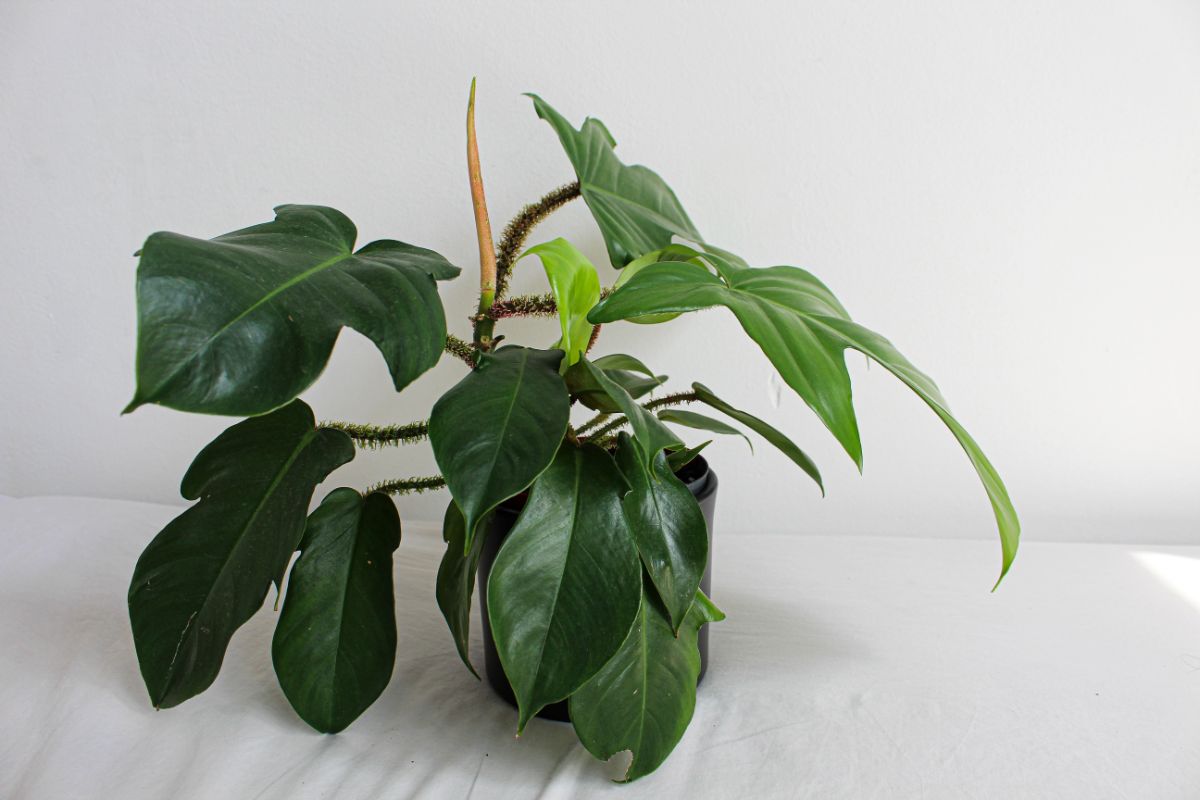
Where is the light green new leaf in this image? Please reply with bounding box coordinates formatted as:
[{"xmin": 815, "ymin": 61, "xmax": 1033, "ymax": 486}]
[
  {"xmin": 435, "ymin": 501, "xmax": 487, "ymax": 677},
  {"xmin": 272, "ymin": 488, "xmax": 400, "ymax": 733},
  {"xmin": 614, "ymin": 433, "xmax": 708, "ymax": 631},
  {"xmin": 128, "ymin": 400, "xmax": 353, "ymax": 709},
  {"xmin": 430, "ymin": 346, "xmax": 570, "ymax": 547},
  {"xmin": 579, "ymin": 358, "xmax": 681, "ymax": 468},
  {"xmin": 528, "ymin": 95, "xmax": 702, "ymax": 267},
  {"xmin": 127, "ymin": 205, "xmax": 459, "ymax": 417},
  {"xmin": 589, "ymin": 261, "xmax": 1020, "ymax": 583},
  {"xmin": 689, "ymin": 383, "xmax": 822, "ymax": 494},
  {"xmin": 520, "ymin": 239, "xmax": 601, "ymax": 366},
  {"xmin": 569, "ymin": 588, "xmax": 725, "ymax": 783},
  {"xmin": 487, "ymin": 444, "xmax": 641, "ymax": 733},
  {"xmin": 657, "ymin": 409, "xmax": 752, "ymax": 452}
]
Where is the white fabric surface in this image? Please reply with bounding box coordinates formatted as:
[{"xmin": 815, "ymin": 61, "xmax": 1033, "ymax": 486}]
[{"xmin": 2, "ymin": 494, "xmax": 1199, "ymax": 799}]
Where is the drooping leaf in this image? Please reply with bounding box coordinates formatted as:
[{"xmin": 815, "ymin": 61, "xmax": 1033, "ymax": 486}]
[
  {"xmin": 569, "ymin": 588, "xmax": 725, "ymax": 783},
  {"xmin": 486, "ymin": 444, "xmax": 641, "ymax": 733},
  {"xmin": 519, "ymin": 238, "xmax": 601, "ymax": 367},
  {"xmin": 272, "ymin": 488, "xmax": 400, "ymax": 733},
  {"xmin": 590, "ymin": 353, "xmax": 658, "ymax": 377},
  {"xmin": 127, "ymin": 400, "xmax": 353, "ymax": 709},
  {"xmin": 590, "ymin": 261, "xmax": 1020, "ymax": 583},
  {"xmin": 566, "ymin": 358, "xmax": 666, "ymax": 412},
  {"xmin": 666, "ymin": 440, "xmax": 712, "ymax": 472},
  {"xmin": 612, "ymin": 247, "xmax": 704, "ymax": 323},
  {"xmin": 435, "ymin": 501, "xmax": 487, "ymax": 677},
  {"xmin": 528, "ymin": 95, "xmax": 702, "ymax": 267},
  {"xmin": 126, "ymin": 205, "xmax": 460, "ymax": 416},
  {"xmin": 579, "ymin": 358, "xmax": 680, "ymax": 468},
  {"xmin": 430, "ymin": 346, "xmax": 570, "ymax": 546},
  {"xmin": 689, "ymin": 383, "xmax": 821, "ymax": 494},
  {"xmin": 657, "ymin": 409, "xmax": 752, "ymax": 451},
  {"xmin": 614, "ymin": 433, "xmax": 708, "ymax": 631}
]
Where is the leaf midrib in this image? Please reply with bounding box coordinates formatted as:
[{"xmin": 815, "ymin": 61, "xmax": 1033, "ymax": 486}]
[
  {"xmin": 157, "ymin": 427, "xmax": 319, "ymax": 704},
  {"xmin": 145, "ymin": 245, "xmax": 353, "ymax": 401}
]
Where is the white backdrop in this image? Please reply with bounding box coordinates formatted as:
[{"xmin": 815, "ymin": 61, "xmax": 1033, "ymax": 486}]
[{"xmin": 2, "ymin": 0, "xmax": 1197, "ymax": 550}]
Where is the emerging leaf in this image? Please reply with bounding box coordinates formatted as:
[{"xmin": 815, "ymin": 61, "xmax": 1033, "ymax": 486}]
[
  {"xmin": 127, "ymin": 205, "xmax": 459, "ymax": 416},
  {"xmin": 272, "ymin": 489, "xmax": 401, "ymax": 733},
  {"xmin": 520, "ymin": 238, "xmax": 601, "ymax": 367},
  {"xmin": 127, "ymin": 400, "xmax": 353, "ymax": 709}
]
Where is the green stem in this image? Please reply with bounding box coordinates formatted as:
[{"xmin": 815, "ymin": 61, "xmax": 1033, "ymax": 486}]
[
  {"xmin": 445, "ymin": 334, "xmax": 477, "ymax": 366},
  {"xmin": 575, "ymin": 411, "xmax": 611, "ymax": 436},
  {"xmin": 368, "ymin": 475, "xmax": 447, "ymax": 496},
  {"xmin": 323, "ymin": 419, "xmax": 428, "ymax": 449}
]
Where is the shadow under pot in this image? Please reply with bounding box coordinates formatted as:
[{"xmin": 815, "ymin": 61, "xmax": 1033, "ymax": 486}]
[{"xmin": 476, "ymin": 453, "xmax": 718, "ymax": 723}]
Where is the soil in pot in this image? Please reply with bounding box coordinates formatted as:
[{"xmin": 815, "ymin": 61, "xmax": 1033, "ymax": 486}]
[{"xmin": 476, "ymin": 454, "xmax": 718, "ymax": 723}]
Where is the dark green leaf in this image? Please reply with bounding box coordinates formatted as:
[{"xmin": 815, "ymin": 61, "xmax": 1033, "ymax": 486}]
[
  {"xmin": 127, "ymin": 400, "xmax": 353, "ymax": 709},
  {"xmin": 579, "ymin": 358, "xmax": 680, "ymax": 468},
  {"xmin": 614, "ymin": 433, "xmax": 708, "ymax": 631},
  {"xmin": 657, "ymin": 409, "xmax": 752, "ymax": 451},
  {"xmin": 486, "ymin": 444, "xmax": 641, "ymax": 733},
  {"xmin": 435, "ymin": 501, "xmax": 487, "ymax": 677},
  {"xmin": 566, "ymin": 359, "xmax": 666, "ymax": 412},
  {"xmin": 527, "ymin": 95, "xmax": 701, "ymax": 267},
  {"xmin": 590, "ymin": 353, "xmax": 658, "ymax": 377},
  {"xmin": 520, "ymin": 238, "xmax": 601, "ymax": 367},
  {"xmin": 690, "ymin": 383, "xmax": 822, "ymax": 494},
  {"xmin": 569, "ymin": 589, "xmax": 725, "ymax": 783},
  {"xmin": 589, "ymin": 259, "xmax": 1019, "ymax": 583},
  {"xmin": 666, "ymin": 441, "xmax": 711, "ymax": 472},
  {"xmin": 430, "ymin": 346, "xmax": 570, "ymax": 546},
  {"xmin": 272, "ymin": 488, "xmax": 400, "ymax": 733},
  {"xmin": 127, "ymin": 205, "xmax": 459, "ymax": 416}
]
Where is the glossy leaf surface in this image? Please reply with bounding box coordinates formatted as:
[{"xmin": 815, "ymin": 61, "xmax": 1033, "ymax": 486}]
[
  {"xmin": 127, "ymin": 205, "xmax": 459, "ymax": 416},
  {"xmin": 614, "ymin": 433, "xmax": 708, "ymax": 631},
  {"xmin": 520, "ymin": 238, "xmax": 601, "ymax": 366},
  {"xmin": 272, "ymin": 488, "xmax": 400, "ymax": 733},
  {"xmin": 487, "ymin": 444, "xmax": 641, "ymax": 732},
  {"xmin": 569, "ymin": 589, "xmax": 725, "ymax": 783},
  {"xmin": 128, "ymin": 400, "xmax": 353, "ymax": 708},
  {"xmin": 579, "ymin": 358, "xmax": 680, "ymax": 468},
  {"xmin": 435, "ymin": 501, "xmax": 486, "ymax": 677},
  {"xmin": 430, "ymin": 346, "xmax": 569, "ymax": 545},
  {"xmin": 528, "ymin": 95, "xmax": 701, "ymax": 267},
  {"xmin": 589, "ymin": 260, "xmax": 1019, "ymax": 582},
  {"xmin": 666, "ymin": 441, "xmax": 711, "ymax": 472},
  {"xmin": 566, "ymin": 359, "xmax": 665, "ymax": 412}
]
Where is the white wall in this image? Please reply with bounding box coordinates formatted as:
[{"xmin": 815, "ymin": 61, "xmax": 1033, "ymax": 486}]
[{"xmin": 2, "ymin": 0, "xmax": 1197, "ymax": 550}]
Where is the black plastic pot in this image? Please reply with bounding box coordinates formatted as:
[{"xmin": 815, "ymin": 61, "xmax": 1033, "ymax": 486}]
[{"xmin": 476, "ymin": 454, "xmax": 718, "ymax": 723}]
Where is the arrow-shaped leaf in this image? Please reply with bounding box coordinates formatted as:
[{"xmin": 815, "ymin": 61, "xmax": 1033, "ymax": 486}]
[
  {"xmin": 430, "ymin": 346, "xmax": 570, "ymax": 547},
  {"xmin": 127, "ymin": 205, "xmax": 459, "ymax": 416},
  {"xmin": 569, "ymin": 589, "xmax": 725, "ymax": 783},
  {"xmin": 127, "ymin": 400, "xmax": 353, "ymax": 709},
  {"xmin": 520, "ymin": 238, "xmax": 601, "ymax": 367},
  {"xmin": 272, "ymin": 488, "xmax": 400, "ymax": 733},
  {"xmin": 486, "ymin": 444, "xmax": 641, "ymax": 733},
  {"xmin": 614, "ymin": 433, "xmax": 708, "ymax": 631}
]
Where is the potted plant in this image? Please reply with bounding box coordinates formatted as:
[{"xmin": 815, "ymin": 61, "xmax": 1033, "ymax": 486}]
[{"xmin": 123, "ymin": 82, "xmax": 1019, "ymax": 783}]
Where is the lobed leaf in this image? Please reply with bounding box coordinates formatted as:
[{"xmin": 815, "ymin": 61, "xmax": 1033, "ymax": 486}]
[
  {"xmin": 127, "ymin": 400, "xmax": 353, "ymax": 709},
  {"xmin": 127, "ymin": 205, "xmax": 459, "ymax": 416}
]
